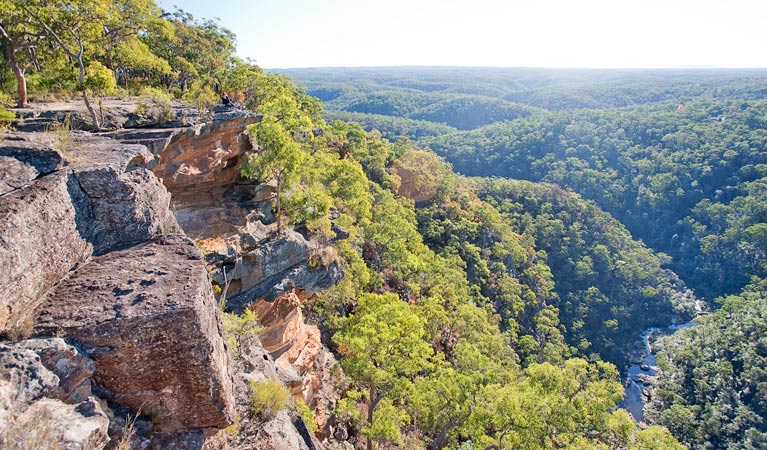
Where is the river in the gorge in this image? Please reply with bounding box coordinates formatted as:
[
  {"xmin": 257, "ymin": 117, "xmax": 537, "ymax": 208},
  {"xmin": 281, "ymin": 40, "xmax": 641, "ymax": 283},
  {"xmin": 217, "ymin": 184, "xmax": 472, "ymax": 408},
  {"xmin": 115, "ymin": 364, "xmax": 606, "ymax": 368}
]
[{"xmin": 619, "ymin": 301, "xmax": 704, "ymax": 422}]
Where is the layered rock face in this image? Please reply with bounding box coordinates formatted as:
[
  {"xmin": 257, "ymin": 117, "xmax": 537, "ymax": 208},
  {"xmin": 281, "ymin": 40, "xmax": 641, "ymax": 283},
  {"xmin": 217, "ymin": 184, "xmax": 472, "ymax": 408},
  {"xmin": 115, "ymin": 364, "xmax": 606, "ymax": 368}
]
[
  {"xmin": 107, "ymin": 109, "xmax": 261, "ymax": 240},
  {"xmin": 109, "ymin": 110, "xmax": 344, "ymax": 307},
  {"xmin": 0, "ymin": 132, "xmax": 234, "ymax": 448},
  {"xmin": 253, "ymin": 292, "xmax": 340, "ymax": 437}
]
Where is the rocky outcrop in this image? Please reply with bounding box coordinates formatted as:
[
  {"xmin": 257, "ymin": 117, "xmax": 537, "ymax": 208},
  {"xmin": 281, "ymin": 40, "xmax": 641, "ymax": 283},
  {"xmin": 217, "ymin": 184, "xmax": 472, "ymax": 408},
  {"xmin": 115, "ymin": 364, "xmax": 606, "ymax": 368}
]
[
  {"xmin": 252, "ymin": 292, "xmax": 341, "ymax": 436},
  {"xmin": 1, "ymin": 131, "xmax": 236, "ymax": 448},
  {"xmin": 223, "ymin": 231, "xmax": 344, "ymax": 310},
  {"xmin": 251, "ymin": 411, "xmax": 322, "ymax": 450},
  {"xmin": 0, "ymin": 132, "xmax": 173, "ymax": 335},
  {"xmin": 106, "ymin": 111, "xmax": 344, "ymax": 309},
  {"xmin": 10, "ymin": 397, "xmax": 110, "ymax": 450},
  {"xmin": 2, "ymin": 107, "xmax": 343, "ymax": 448},
  {"xmin": 34, "ymin": 235, "xmax": 234, "ymax": 433},
  {"xmin": 0, "ymin": 339, "xmax": 110, "ymax": 450},
  {"xmin": 106, "ymin": 108, "xmax": 258, "ymax": 191},
  {"xmin": 14, "ymin": 338, "xmax": 97, "ymax": 404}
]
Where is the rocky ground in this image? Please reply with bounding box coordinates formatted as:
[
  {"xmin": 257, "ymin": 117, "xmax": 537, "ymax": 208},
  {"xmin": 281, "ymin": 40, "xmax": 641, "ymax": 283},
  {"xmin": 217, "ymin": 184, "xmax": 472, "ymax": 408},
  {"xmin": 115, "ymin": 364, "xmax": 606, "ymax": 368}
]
[{"xmin": 1, "ymin": 100, "xmax": 347, "ymax": 450}]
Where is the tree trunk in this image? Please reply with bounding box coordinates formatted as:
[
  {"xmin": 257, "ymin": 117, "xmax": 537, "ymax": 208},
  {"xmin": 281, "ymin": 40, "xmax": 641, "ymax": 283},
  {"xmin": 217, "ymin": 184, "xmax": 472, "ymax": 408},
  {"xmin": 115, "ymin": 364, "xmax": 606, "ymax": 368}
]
[
  {"xmin": 367, "ymin": 384, "xmax": 375, "ymax": 450},
  {"xmin": 13, "ymin": 64, "xmax": 27, "ymax": 108},
  {"xmin": 77, "ymin": 59, "xmax": 100, "ymax": 130},
  {"xmin": 3, "ymin": 37, "xmax": 27, "ymax": 107},
  {"xmin": 275, "ymin": 178, "xmax": 282, "ymax": 232}
]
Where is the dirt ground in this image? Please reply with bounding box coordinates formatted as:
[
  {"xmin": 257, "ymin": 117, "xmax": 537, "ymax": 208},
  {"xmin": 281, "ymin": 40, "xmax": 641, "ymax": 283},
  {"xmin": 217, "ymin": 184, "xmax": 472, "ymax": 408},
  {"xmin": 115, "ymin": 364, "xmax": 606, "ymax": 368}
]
[{"xmin": 10, "ymin": 96, "xmax": 140, "ymax": 113}]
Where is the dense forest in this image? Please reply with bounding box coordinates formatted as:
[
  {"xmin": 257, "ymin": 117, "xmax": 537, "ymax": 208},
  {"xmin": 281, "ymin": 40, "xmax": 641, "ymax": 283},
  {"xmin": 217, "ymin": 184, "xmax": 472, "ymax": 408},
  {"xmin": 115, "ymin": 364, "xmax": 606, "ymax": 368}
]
[
  {"xmin": 287, "ymin": 66, "xmax": 767, "ymax": 448},
  {"xmin": 287, "ymin": 67, "xmax": 767, "ymax": 302},
  {"xmin": 647, "ymin": 278, "xmax": 767, "ymax": 449},
  {"xmin": 2, "ymin": 2, "xmax": 765, "ymax": 447}
]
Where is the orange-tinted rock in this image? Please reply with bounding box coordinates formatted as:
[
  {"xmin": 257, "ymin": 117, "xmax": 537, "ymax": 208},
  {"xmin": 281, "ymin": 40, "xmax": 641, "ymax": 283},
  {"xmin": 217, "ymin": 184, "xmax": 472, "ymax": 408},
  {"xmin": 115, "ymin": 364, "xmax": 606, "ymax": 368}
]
[
  {"xmin": 35, "ymin": 235, "xmax": 234, "ymax": 433},
  {"xmin": 253, "ymin": 292, "xmax": 340, "ymax": 434}
]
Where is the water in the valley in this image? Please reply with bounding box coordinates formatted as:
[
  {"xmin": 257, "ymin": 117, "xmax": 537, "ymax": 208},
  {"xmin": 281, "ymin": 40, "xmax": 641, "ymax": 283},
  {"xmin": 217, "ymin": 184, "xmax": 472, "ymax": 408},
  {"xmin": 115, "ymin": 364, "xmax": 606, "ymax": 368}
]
[{"xmin": 620, "ymin": 300, "xmax": 704, "ymax": 422}]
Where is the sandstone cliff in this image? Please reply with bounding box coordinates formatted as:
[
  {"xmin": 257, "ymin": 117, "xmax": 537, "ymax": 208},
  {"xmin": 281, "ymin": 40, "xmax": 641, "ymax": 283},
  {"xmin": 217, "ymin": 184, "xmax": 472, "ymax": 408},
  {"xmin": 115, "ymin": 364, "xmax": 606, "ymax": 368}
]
[
  {"xmin": 0, "ymin": 130, "xmax": 236, "ymax": 448},
  {"xmin": 1, "ymin": 106, "xmax": 343, "ymax": 449}
]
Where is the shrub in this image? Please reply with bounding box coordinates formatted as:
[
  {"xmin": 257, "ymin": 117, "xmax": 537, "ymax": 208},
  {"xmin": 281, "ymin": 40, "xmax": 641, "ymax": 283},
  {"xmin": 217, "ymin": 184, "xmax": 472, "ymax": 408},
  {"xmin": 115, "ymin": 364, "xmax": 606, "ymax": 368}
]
[
  {"xmin": 0, "ymin": 92, "xmax": 15, "ymax": 108},
  {"xmin": 0, "ymin": 106, "xmax": 14, "ymax": 131},
  {"xmin": 249, "ymin": 379, "xmax": 289, "ymax": 419},
  {"xmin": 222, "ymin": 308, "xmax": 262, "ymax": 359},
  {"xmin": 135, "ymin": 87, "xmax": 174, "ymax": 123},
  {"xmin": 295, "ymin": 398, "xmax": 318, "ymax": 433},
  {"xmin": 181, "ymin": 82, "xmax": 219, "ymax": 112}
]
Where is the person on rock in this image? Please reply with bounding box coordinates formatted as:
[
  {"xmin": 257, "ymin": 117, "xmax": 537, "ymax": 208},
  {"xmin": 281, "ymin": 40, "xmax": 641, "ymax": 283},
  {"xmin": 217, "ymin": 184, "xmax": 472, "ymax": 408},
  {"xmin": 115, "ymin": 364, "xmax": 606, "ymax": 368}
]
[{"xmin": 221, "ymin": 92, "xmax": 232, "ymax": 106}]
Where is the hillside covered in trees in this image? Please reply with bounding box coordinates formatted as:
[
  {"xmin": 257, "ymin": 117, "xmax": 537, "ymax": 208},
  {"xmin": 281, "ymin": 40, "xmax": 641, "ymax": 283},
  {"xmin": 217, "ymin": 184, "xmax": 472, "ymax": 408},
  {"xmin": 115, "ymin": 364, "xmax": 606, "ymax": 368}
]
[
  {"xmin": 287, "ymin": 66, "xmax": 767, "ymax": 447},
  {"xmin": 2, "ymin": 2, "xmax": 764, "ymax": 448},
  {"xmin": 288, "ymin": 67, "xmax": 767, "ymax": 303}
]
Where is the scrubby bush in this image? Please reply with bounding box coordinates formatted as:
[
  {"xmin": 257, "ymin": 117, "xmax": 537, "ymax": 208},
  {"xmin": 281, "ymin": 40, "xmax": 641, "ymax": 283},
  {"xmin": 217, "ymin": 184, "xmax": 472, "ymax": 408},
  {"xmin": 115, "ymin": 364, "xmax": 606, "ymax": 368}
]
[
  {"xmin": 0, "ymin": 106, "xmax": 14, "ymax": 130},
  {"xmin": 222, "ymin": 308, "xmax": 262, "ymax": 359},
  {"xmin": 135, "ymin": 87, "xmax": 174, "ymax": 122},
  {"xmin": 182, "ymin": 82, "xmax": 219, "ymax": 112},
  {"xmin": 249, "ymin": 379, "xmax": 289, "ymax": 419},
  {"xmin": 295, "ymin": 398, "xmax": 318, "ymax": 433}
]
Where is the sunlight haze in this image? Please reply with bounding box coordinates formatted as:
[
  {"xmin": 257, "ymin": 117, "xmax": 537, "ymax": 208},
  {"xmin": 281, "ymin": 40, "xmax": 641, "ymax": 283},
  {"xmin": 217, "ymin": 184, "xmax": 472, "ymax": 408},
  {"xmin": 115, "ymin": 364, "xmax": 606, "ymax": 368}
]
[{"xmin": 162, "ymin": 0, "xmax": 766, "ymax": 68}]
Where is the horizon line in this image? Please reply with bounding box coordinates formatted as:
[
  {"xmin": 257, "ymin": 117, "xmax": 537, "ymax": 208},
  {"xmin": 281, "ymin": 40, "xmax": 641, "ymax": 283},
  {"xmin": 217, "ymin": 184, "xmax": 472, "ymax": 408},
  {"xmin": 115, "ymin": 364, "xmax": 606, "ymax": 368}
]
[{"xmin": 266, "ymin": 64, "xmax": 767, "ymax": 71}]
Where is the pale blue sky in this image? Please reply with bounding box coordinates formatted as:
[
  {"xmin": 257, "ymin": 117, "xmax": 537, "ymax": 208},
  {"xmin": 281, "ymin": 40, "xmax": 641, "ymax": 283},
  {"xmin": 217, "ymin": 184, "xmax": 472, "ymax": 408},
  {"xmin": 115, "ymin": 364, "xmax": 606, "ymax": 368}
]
[{"xmin": 160, "ymin": 0, "xmax": 767, "ymax": 69}]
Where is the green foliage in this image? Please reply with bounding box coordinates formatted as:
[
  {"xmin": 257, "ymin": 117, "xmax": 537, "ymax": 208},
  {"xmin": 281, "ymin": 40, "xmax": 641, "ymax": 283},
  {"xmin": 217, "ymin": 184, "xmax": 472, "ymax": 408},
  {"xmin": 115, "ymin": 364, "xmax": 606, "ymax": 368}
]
[
  {"xmin": 83, "ymin": 61, "xmax": 116, "ymax": 96},
  {"xmin": 422, "ymin": 100, "xmax": 767, "ymax": 301},
  {"xmin": 646, "ymin": 278, "xmax": 767, "ymax": 448},
  {"xmin": 294, "ymin": 398, "xmax": 318, "ymax": 433},
  {"xmin": 475, "ymin": 178, "xmax": 693, "ymax": 366},
  {"xmin": 0, "ymin": 106, "xmax": 14, "ymax": 130},
  {"xmin": 135, "ymin": 86, "xmax": 173, "ymax": 122},
  {"xmin": 468, "ymin": 359, "xmax": 627, "ymax": 449},
  {"xmin": 222, "ymin": 308, "xmax": 261, "ymax": 359},
  {"xmin": 181, "ymin": 81, "xmax": 218, "ymax": 111},
  {"xmin": 249, "ymin": 379, "xmax": 289, "ymax": 419},
  {"xmin": 333, "ymin": 292, "xmax": 432, "ymax": 449},
  {"xmin": 243, "ymin": 118, "xmax": 305, "ymax": 231},
  {"xmin": 291, "ymin": 67, "xmax": 767, "ymax": 304}
]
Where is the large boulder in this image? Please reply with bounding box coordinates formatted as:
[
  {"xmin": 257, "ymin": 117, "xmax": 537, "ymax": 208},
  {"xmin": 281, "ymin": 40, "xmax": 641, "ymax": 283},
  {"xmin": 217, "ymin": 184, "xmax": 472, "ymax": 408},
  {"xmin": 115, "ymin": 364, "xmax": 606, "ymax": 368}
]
[
  {"xmin": 34, "ymin": 235, "xmax": 235, "ymax": 433},
  {"xmin": 0, "ymin": 133, "xmax": 175, "ymax": 335}
]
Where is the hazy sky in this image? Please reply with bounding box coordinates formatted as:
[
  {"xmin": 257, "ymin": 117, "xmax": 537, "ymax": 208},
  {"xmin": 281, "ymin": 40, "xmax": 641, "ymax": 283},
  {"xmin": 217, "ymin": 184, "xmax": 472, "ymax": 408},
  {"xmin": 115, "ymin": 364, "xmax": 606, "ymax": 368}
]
[{"xmin": 160, "ymin": 0, "xmax": 767, "ymax": 69}]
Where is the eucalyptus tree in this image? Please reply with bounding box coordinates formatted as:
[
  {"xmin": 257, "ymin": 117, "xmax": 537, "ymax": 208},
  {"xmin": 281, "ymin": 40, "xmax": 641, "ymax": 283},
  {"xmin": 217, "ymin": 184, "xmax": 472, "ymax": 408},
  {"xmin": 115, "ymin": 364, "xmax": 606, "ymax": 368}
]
[
  {"xmin": 0, "ymin": 0, "xmax": 47, "ymax": 107},
  {"xmin": 19, "ymin": 0, "xmax": 111, "ymax": 128}
]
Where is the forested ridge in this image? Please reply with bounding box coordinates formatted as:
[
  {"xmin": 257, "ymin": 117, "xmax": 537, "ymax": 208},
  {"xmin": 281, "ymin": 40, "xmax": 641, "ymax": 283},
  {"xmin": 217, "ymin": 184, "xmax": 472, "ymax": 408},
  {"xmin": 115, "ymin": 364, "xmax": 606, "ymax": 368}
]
[
  {"xmin": 2, "ymin": 2, "xmax": 764, "ymax": 447},
  {"xmin": 288, "ymin": 66, "xmax": 767, "ymax": 448},
  {"xmin": 288, "ymin": 66, "xmax": 767, "ymax": 302}
]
